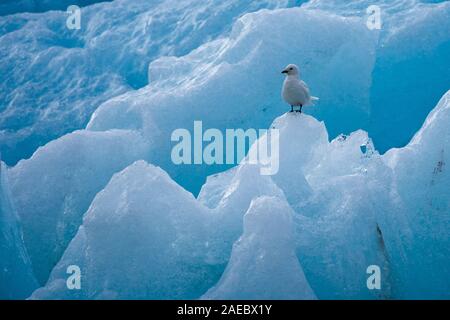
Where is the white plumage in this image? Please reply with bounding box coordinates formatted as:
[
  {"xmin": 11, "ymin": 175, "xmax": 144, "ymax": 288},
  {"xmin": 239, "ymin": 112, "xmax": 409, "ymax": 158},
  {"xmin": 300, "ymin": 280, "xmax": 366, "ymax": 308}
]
[{"xmin": 281, "ymin": 64, "xmax": 318, "ymax": 113}]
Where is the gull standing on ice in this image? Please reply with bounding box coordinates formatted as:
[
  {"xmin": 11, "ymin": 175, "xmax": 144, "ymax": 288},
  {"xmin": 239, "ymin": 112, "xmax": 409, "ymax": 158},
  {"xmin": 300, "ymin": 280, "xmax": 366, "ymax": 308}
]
[{"xmin": 281, "ymin": 64, "xmax": 318, "ymax": 113}]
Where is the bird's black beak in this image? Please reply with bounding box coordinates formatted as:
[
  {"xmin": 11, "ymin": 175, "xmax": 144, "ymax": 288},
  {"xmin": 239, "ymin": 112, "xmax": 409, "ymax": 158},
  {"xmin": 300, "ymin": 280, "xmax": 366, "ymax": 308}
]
[{"xmin": 281, "ymin": 70, "xmax": 288, "ymax": 74}]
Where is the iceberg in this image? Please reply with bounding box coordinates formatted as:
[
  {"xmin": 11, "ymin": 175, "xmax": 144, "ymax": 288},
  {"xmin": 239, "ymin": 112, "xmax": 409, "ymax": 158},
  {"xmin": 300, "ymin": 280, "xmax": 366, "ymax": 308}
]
[
  {"xmin": 31, "ymin": 91, "xmax": 450, "ymax": 299},
  {"xmin": 380, "ymin": 90, "xmax": 450, "ymax": 298},
  {"xmin": 8, "ymin": 129, "xmax": 148, "ymax": 284},
  {"xmin": 202, "ymin": 196, "xmax": 317, "ymax": 300},
  {"xmin": 207, "ymin": 91, "xmax": 450, "ymax": 299},
  {"xmin": 202, "ymin": 164, "xmax": 288, "ymax": 266},
  {"xmin": 201, "ymin": 92, "xmax": 449, "ymax": 300},
  {"xmin": 200, "ymin": 113, "xmax": 393, "ymax": 299},
  {"xmin": 30, "ymin": 161, "xmax": 296, "ymax": 299},
  {"xmin": 31, "ymin": 161, "xmax": 220, "ymax": 299},
  {"xmin": 2, "ymin": 0, "xmax": 449, "ymax": 299}
]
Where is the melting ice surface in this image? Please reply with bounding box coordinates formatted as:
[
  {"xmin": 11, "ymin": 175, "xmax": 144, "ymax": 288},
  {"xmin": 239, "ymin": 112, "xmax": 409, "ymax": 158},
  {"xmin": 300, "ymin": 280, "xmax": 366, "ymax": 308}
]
[{"xmin": 0, "ymin": 0, "xmax": 449, "ymax": 299}]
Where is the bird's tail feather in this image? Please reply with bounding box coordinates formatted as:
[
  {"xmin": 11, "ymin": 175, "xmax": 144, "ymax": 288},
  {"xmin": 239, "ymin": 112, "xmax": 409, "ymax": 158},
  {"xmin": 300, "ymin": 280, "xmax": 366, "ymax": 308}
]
[{"xmin": 310, "ymin": 96, "xmax": 319, "ymax": 106}]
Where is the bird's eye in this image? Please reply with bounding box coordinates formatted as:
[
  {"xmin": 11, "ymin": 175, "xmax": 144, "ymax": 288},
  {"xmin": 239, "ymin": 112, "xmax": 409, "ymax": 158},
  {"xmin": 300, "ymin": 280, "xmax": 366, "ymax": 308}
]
[{"xmin": 289, "ymin": 68, "xmax": 293, "ymax": 70}]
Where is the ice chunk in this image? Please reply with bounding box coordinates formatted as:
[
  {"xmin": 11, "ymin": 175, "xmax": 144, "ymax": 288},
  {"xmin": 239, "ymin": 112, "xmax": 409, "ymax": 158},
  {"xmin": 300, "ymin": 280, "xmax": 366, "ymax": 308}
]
[
  {"xmin": 203, "ymin": 196, "xmax": 316, "ymax": 300},
  {"xmin": 30, "ymin": 161, "xmax": 220, "ymax": 299},
  {"xmin": 201, "ymin": 113, "xmax": 393, "ymax": 299},
  {"xmin": 261, "ymin": 114, "xmax": 328, "ymax": 209},
  {"xmin": 31, "ymin": 93, "xmax": 450, "ymax": 299},
  {"xmin": 295, "ymin": 165, "xmax": 393, "ymax": 299},
  {"xmin": 380, "ymin": 90, "xmax": 450, "ymax": 299},
  {"xmin": 203, "ymin": 164, "xmax": 287, "ymax": 265},
  {"xmin": 32, "ymin": 162, "xmax": 316, "ymax": 300},
  {"xmin": 198, "ymin": 167, "xmax": 238, "ymax": 209},
  {"xmin": 269, "ymin": 117, "xmax": 393, "ymax": 299},
  {"xmin": 0, "ymin": 161, "xmax": 38, "ymax": 299},
  {"xmin": 200, "ymin": 92, "xmax": 450, "ymax": 299},
  {"xmin": 30, "ymin": 159, "xmax": 297, "ymax": 299},
  {"xmin": 8, "ymin": 129, "xmax": 148, "ymax": 284}
]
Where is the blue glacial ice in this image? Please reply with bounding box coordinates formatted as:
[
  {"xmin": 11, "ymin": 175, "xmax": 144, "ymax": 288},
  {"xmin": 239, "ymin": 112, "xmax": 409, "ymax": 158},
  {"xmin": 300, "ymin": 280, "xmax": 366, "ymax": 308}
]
[
  {"xmin": 1, "ymin": 0, "xmax": 448, "ymax": 166},
  {"xmin": 8, "ymin": 129, "xmax": 149, "ymax": 284},
  {"xmin": 29, "ymin": 161, "xmax": 290, "ymax": 299},
  {"xmin": 0, "ymin": 161, "xmax": 38, "ymax": 299},
  {"xmin": 0, "ymin": 0, "xmax": 292, "ymax": 165},
  {"xmin": 7, "ymin": 3, "xmax": 380, "ymax": 286},
  {"xmin": 380, "ymin": 91, "xmax": 450, "ymax": 298},
  {"xmin": 31, "ymin": 90, "xmax": 449, "ymax": 299},
  {"xmin": 202, "ymin": 196, "xmax": 317, "ymax": 300},
  {"xmin": 0, "ymin": 0, "xmax": 449, "ymax": 299},
  {"xmin": 31, "ymin": 161, "xmax": 221, "ymax": 299}
]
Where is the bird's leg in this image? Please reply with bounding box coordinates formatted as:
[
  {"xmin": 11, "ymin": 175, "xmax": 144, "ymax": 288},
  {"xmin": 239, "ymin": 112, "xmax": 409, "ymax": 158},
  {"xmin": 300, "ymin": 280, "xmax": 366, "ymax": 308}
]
[
  {"xmin": 298, "ymin": 105, "xmax": 303, "ymax": 113},
  {"xmin": 290, "ymin": 105, "xmax": 294, "ymax": 113}
]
